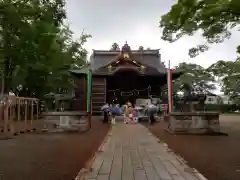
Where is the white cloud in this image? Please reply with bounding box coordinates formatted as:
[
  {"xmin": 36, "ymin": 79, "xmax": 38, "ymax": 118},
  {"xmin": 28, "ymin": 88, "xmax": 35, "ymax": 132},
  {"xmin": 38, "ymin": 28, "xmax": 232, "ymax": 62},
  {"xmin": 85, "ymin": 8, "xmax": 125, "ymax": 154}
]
[{"xmin": 66, "ymin": 0, "xmax": 239, "ymax": 68}]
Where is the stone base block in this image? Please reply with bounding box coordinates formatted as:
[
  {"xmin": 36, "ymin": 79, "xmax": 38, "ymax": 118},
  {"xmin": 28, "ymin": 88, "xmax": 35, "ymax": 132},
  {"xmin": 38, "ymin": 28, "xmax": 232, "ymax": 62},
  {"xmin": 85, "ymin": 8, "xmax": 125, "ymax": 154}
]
[{"xmin": 168, "ymin": 111, "xmax": 222, "ymax": 134}]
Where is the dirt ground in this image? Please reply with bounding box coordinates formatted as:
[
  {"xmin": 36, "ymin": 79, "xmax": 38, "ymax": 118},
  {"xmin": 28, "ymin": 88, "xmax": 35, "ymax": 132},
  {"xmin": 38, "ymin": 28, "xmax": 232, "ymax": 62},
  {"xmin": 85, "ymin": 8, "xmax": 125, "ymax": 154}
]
[
  {"xmin": 0, "ymin": 119, "xmax": 110, "ymax": 180},
  {"xmin": 144, "ymin": 114, "xmax": 240, "ymax": 180}
]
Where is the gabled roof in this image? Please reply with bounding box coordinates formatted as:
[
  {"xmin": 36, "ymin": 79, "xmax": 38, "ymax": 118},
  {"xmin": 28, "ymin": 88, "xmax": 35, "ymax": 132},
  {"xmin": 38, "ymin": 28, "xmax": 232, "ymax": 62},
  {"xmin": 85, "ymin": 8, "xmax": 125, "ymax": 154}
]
[
  {"xmin": 90, "ymin": 44, "xmax": 166, "ymax": 74},
  {"xmin": 69, "ymin": 43, "xmax": 184, "ymax": 79}
]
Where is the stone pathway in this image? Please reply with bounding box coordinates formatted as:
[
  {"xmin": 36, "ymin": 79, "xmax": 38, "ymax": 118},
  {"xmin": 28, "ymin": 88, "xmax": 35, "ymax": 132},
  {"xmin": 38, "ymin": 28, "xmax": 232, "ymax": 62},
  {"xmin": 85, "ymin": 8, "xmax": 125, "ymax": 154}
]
[{"xmin": 78, "ymin": 123, "xmax": 206, "ymax": 180}]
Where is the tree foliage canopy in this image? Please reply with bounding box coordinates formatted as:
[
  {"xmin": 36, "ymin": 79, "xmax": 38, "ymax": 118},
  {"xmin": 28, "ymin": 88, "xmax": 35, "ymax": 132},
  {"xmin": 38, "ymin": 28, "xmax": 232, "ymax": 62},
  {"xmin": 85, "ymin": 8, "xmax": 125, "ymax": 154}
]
[
  {"xmin": 0, "ymin": 0, "xmax": 91, "ymax": 98},
  {"xmin": 138, "ymin": 46, "xmax": 144, "ymax": 51},
  {"xmin": 172, "ymin": 62, "xmax": 216, "ymax": 94},
  {"xmin": 110, "ymin": 42, "xmax": 120, "ymax": 51},
  {"xmin": 208, "ymin": 59, "xmax": 240, "ymax": 103},
  {"xmin": 160, "ymin": 0, "xmax": 240, "ymax": 57}
]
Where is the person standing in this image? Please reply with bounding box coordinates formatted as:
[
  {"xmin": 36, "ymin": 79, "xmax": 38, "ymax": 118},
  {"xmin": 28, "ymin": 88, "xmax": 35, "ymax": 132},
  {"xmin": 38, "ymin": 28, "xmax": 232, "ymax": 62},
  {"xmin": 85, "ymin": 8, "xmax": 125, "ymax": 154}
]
[
  {"xmin": 108, "ymin": 100, "xmax": 120, "ymax": 125},
  {"xmin": 110, "ymin": 112, "xmax": 116, "ymax": 124},
  {"xmin": 123, "ymin": 104, "xmax": 128, "ymax": 123},
  {"xmin": 125, "ymin": 102, "xmax": 133, "ymax": 124},
  {"xmin": 108, "ymin": 104, "xmax": 115, "ymax": 125}
]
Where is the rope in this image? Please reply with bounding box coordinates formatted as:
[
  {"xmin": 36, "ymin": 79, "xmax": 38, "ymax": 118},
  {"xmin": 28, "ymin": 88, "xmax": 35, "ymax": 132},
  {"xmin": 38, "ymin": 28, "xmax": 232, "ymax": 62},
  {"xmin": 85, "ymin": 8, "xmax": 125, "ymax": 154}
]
[{"xmin": 108, "ymin": 86, "xmax": 151, "ymax": 97}]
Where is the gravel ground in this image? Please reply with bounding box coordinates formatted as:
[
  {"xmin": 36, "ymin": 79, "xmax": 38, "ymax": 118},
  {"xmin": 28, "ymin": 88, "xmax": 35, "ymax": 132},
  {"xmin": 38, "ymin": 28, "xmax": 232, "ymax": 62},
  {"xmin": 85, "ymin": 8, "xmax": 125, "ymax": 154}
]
[{"xmin": 0, "ymin": 119, "xmax": 110, "ymax": 180}]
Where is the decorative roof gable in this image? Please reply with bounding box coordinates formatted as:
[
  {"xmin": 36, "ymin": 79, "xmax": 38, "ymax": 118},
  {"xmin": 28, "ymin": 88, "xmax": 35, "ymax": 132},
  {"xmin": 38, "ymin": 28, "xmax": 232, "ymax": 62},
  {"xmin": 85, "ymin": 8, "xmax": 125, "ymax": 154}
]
[{"xmin": 90, "ymin": 42, "xmax": 166, "ymax": 74}]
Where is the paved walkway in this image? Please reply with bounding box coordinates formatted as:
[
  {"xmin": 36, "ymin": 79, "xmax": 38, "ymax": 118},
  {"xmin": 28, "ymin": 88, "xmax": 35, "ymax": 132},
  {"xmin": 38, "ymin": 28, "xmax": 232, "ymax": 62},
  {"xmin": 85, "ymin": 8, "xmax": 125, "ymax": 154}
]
[{"xmin": 78, "ymin": 122, "xmax": 206, "ymax": 180}]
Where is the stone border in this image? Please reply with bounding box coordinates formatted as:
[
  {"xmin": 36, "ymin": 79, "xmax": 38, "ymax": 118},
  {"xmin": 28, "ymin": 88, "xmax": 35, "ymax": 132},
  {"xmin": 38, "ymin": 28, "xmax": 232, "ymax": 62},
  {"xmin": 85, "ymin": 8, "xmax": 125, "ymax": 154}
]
[
  {"xmin": 164, "ymin": 127, "xmax": 228, "ymax": 136},
  {"xmin": 162, "ymin": 141, "xmax": 208, "ymax": 180},
  {"xmin": 74, "ymin": 127, "xmax": 112, "ymax": 180},
  {"xmin": 147, "ymin": 131, "xmax": 207, "ymax": 180}
]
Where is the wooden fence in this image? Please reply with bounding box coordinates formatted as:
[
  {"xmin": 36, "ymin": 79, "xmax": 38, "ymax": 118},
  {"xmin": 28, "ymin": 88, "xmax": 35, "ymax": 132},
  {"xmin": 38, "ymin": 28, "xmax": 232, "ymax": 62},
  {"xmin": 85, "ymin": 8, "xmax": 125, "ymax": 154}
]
[{"xmin": 0, "ymin": 96, "xmax": 40, "ymax": 137}]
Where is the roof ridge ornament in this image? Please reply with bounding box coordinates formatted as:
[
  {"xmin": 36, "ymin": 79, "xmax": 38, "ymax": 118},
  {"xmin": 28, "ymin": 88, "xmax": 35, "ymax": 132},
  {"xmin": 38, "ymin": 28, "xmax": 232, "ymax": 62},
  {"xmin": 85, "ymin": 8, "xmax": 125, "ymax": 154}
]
[
  {"xmin": 122, "ymin": 42, "xmax": 131, "ymax": 52},
  {"xmin": 121, "ymin": 42, "xmax": 131, "ymax": 59}
]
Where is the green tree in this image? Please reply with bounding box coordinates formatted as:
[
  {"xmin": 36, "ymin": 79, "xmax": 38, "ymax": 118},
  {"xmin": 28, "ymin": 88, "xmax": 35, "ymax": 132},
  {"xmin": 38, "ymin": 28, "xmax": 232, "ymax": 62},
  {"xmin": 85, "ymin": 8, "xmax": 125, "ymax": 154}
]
[
  {"xmin": 110, "ymin": 42, "xmax": 120, "ymax": 51},
  {"xmin": 138, "ymin": 46, "xmax": 144, "ymax": 51},
  {"xmin": 0, "ymin": 0, "xmax": 91, "ymax": 98},
  {"xmin": 0, "ymin": 0, "xmax": 66, "ymax": 93},
  {"xmin": 160, "ymin": 0, "xmax": 240, "ymax": 57},
  {"xmin": 208, "ymin": 59, "xmax": 240, "ymax": 103},
  {"xmin": 21, "ymin": 27, "xmax": 90, "ymax": 98},
  {"xmin": 172, "ymin": 62, "xmax": 216, "ymax": 94}
]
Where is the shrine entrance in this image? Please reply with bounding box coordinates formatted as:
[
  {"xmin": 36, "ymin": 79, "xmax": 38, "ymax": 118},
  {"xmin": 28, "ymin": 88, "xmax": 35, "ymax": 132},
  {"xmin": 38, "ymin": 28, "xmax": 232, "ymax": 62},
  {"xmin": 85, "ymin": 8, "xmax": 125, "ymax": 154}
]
[
  {"xmin": 69, "ymin": 42, "xmax": 184, "ymax": 114},
  {"xmin": 106, "ymin": 69, "xmax": 151, "ymax": 105}
]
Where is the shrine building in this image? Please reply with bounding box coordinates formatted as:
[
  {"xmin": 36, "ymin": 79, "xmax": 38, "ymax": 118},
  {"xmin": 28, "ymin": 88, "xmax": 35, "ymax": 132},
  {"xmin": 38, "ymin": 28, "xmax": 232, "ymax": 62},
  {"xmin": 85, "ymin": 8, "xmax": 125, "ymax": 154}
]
[{"xmin": 69, "ymin": 42, "xmax": 182, "ymax": 114}]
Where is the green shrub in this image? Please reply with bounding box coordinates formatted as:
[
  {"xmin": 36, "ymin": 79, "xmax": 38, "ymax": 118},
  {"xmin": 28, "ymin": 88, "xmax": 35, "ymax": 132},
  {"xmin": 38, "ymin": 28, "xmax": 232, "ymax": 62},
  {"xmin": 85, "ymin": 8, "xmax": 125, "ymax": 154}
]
[{"xmin": 204, "ymin": 104, "xmax": 238, "ymax": 113}]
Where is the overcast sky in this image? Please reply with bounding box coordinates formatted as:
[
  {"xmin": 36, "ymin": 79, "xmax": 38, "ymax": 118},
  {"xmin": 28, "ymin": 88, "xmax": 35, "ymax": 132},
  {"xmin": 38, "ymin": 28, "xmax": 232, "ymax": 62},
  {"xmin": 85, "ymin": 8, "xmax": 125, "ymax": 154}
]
[{"xmin": 66, "ymin": 0, "xmax": 239, "ymax": 68}]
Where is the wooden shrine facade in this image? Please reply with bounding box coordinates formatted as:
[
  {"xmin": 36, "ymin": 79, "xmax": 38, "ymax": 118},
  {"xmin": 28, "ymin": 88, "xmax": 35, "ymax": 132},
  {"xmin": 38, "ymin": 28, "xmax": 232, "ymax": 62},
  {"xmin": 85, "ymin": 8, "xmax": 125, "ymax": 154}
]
[{"xmin": 70, "ymin": 42, "xmax": 183, "ymax": 114}]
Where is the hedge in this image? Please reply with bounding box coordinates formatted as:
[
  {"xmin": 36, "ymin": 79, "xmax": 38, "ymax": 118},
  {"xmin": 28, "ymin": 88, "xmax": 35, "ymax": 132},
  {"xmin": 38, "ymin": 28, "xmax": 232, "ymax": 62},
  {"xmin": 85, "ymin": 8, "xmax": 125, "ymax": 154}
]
[
  {"xmin": 174, "ymin": 103, "xmax": 238, "ymax": 113},
  {"xmin": 204, "ymin": 104, "xmax": 238, "ymax": 113}
]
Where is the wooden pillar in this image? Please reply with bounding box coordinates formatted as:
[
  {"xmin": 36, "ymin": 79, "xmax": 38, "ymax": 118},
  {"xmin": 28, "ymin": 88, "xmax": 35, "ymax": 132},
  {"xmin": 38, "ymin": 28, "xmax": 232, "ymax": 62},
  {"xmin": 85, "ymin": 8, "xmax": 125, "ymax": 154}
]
[
  {"xmin": 17, "ymin": 99, "xmax": 20, "ymax": 121},
  {"xmin": 3, "ymin": 101, "xmax": 9, "ymax": 133},
  {"xmin": 30, "ymin": 100, "xmax": 34, "ymax": 129},
  {"xmin": 24, "ymin": 100, "xmax": 28, "ymax": 131},
  {"xmin": 0, "ymin": 104, "xmax": 2, "ymax": 131},
  {"xmin": 104, "ymin": 78, "xmax": 107, "ymax": 104},
  {"xmin": 9, "ymin": 97, "xmax": 14, "ymax": 135},
  {"xmin": 36, "ymin": 101, "xmax": 38, "ymax": 121},
  {"xmin": 83, "ymin": 77, "xmax": 86, "ymax": 111},
  {"xmin": 9, "ymin": 99, "xmax": 12, "ymax": 132}
]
